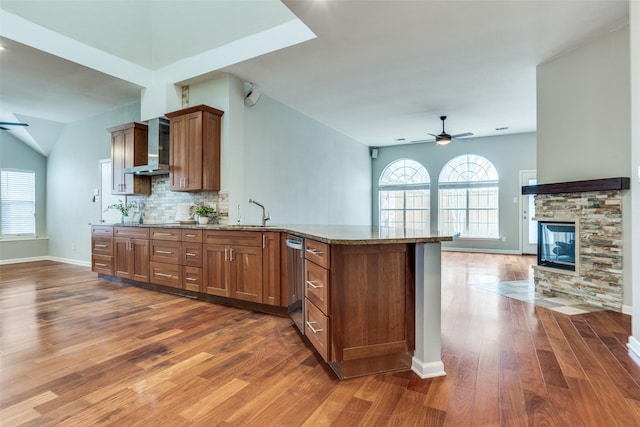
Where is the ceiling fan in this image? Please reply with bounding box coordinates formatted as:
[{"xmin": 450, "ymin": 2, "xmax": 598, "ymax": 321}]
[
  {"xmin": 412, "ymin": 115, "xmax": 473, "ymax": 145},
  {"xmin": 0, "ymin": 121, "xmax": 29, "ymax": 131}
]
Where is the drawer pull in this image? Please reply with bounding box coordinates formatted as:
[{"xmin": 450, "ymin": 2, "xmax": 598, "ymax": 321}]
[
  {"xmin": 306, "ymin": 280, "xmax": 323, "ymax": 289},
  {"xmin": 95, "ymin": 263, "xmax": 108, "ymax": 267},
  {"xmin": 155, "ymin": 232, "xmax": 173, "ymax": 236},
  {"xmin": 156, "ymin": 273, "xmax": 173, "ymax": 278},
  {"xmin": 95, "ymin": 244, "xmax": 108, "ymax": 248},
  {"xmin": 306, "ymin": 321, "xmax": 324, "ymax": 334},
  {"xmin": 185, "ymin": 234, "xmax": 196, "ymax": 238},
  {"xmin": 185, "ymin": 252, "xmax": 197, "ymax": 257},
  {"xmin": 156, "ymin": 250, "xmax": 173, "ymax": 255},
  {"xmin": 186, "ymin": 277, "xmax": 197, "ymax": 282},
  {"xmin": 306, "ymin": 249, "xmax": 323, "ymax": 256}
]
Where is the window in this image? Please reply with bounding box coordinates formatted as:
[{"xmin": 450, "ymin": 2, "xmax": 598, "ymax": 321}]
[
  {"xmin": 379, "ymin": 159, "xmax": 430, "ymax": 235},
  {"xmin": 438, "ymin": 155, "xmax": 499, "ymax": 237},
  {"xmin": 1, "ymin": 169, "xmax": 36, "ymax": 236}
]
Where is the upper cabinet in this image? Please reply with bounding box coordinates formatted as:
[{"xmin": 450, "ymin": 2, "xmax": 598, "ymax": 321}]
[
  {"xmin": 166, "ymin": 104, "xmax": 224, "ymax": 192},
  {"xmin": 107, "ymin": 122, "xmax": 151, "ymax": 195}
]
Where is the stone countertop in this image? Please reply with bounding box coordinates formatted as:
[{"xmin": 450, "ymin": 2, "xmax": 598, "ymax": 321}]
[{"xmin": 101, "ymin": 222, "xmax": 456, "ymax": 245}]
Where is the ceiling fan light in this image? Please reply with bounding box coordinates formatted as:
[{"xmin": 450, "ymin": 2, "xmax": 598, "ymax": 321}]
[{"xmin": 436, "ymin": 136, "xmax": 451, "ymax": 145}]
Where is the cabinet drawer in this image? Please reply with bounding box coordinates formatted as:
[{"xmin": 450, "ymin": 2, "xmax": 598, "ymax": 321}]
[
  {"xmin": 92, "ymin": 255, "xmax": 113, "ymax": 275},
  {"xmin": 305, "ymin": 260, "xmax": 329, "ymax": 314},
  {"xmin": 151, "ymin": 228, "xmax": 181, "ymax": 241},
  {"xmin": 305, "ymin": 298, "xmax": 330, "ymax": 362},
  {"xmin": 92, "ymin": 237, "xmax": 113, "ymax": 256},
  {"xmin": 203, "ymin": 230, "xmax": 262, "ymax": 247},
  {"xmin": 150, "ymin": 241, "xmax": 181, "ymax": 264},
  {"xmin": 114, "ymin": 226, "xmax": 149, "ymax": 239},
  {"xmin": 150, "ymin": 262, "xmax": 182, "ymax": 288},
  {"xmin": 183, "ymin": 266, "xmax": 202, "ymax": 292},
  {"xmin": 305, "ymin": 239, "xmax": 330, "ymax": 268},
  {"xmin": 91, "ymin": 225, "xmax": 113, "ymax": 237},
  {"xmin": 182, "ymin": 243, "xmax": 203, "ymax": 267},
  {"xmin": 181, "ymin": 229, "xmax": 203, "ymax": 243}
]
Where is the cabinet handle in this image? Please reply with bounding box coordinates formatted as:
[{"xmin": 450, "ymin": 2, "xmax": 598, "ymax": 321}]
[
  {"xmin": 229, "ymin": 248, "xmax": 234, "ymax": 261},
  {"xmin": 156, "ymin": 273, "xmax": 173, "ymax": 278},
  {"xmin": 224, "ymin": 248, "xmax": 228, "ymax": 261},
  {"xmin": 155, "ymin": 233, "xmax": 173, "ymax": 237},
  {"xmin": 95, "ymin": 263, "xmax": 108, "ymax": 267},
  {"xmin": 186, "ymin": 277, "xmax": 197, "ymax": 282},
  {"xmin": 306, "ymin": 249, "xmax": 323, "ymax": 256},
  {"xmin": 156, "ymin": 250, "xmax": 173, "ymax": 255},
  {"xmin": 306, "ymin": 280, "xmax": 323, "ymax": 289},
  {"xmin": 185, "ymin": 252, "xmax": 196, "ymax": 257},
  {"xmin": 306, "ymin": 321, "xmax": 324, "ymax": 334},
  {"xmin": 95, "ymin": 244, "xmax": 107, "ymax": 248},
  {"xmin": 185, "ymin": 234, "xmax": 196, "ymax": 238},
  {"xmin": 263, "ymin": 235, "xmax": 266, "ymax": 249}
]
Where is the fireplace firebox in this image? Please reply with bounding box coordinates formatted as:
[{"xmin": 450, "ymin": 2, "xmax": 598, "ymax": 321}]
[{"xmin": 537, "ymin": 221, "xmax": 576, "ymax": 272}]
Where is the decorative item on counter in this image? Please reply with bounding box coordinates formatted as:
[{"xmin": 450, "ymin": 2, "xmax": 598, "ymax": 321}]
[
  {"xmin": 191, "ymin": 204, "xmax": 217, "ymax": 225},
  {"xmin": 105, "ymin": 200, "xmax": 137, "ymax": 224}
]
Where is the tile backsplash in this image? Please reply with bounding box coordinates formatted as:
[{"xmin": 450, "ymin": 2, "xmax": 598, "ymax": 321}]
[{"xmin": 128, "ymin": 176, "xmax": 229, "ymax": 224}]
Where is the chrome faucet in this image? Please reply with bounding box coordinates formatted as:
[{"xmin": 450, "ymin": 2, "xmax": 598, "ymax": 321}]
[{"xmin": 248, "ymin": 198, "xmax": 271, "ymax": 226}]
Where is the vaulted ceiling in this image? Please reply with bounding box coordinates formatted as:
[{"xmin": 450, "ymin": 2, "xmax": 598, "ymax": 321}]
[{"xmin": 0, "ymin": 0, "xmax": 629, "ymax": 156}]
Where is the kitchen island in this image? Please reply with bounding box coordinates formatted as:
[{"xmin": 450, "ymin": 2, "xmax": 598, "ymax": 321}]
[{"xmin": 91, "ymin": 223, "xmax": 453, "ymax": 379}]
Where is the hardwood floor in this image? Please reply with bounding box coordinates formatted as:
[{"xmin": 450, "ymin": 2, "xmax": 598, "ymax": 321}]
[{"xmin": 1, "ymin": 253, "xmax": 639, "ymax": 426}]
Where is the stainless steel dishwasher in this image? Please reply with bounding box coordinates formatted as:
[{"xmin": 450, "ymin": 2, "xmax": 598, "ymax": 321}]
[{"xmin": 286, "ymin": 234, "xmax": 305, "ymax": 334}]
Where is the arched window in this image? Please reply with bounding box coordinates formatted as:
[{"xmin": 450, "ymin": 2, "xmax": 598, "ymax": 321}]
[
  {"xmin": 379, "ymin": 159, "xmax": 430, "ymax": 235},
  {"xmin": 438, "ymin": 154, "xmax": 499, "ymax": 237}
]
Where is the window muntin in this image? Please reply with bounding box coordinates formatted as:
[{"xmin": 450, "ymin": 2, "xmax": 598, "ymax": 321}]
[
  {"xmin": 379, "ymin": 159, "xmax": 430, "ymax": 235},
  {"xmin": 438, "ymin": 155, "xmax": 499, "ymax": 237},
  {"xmin": 1, "ymin": 169, "xmax": 36, "ymax": 236}
]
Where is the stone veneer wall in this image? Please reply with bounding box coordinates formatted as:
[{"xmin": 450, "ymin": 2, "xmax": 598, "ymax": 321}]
[
  {"xmin": 128, "ymin": 176, "xmax": 229, "ymax": 224},
  {"xmin": 534, "ymin": 190, "xmax": 623, "ymax": 311}
]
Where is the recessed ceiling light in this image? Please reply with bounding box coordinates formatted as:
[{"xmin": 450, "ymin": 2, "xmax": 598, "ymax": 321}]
[
  {"xmin": 495, "ymin": 127, "xmax": 509, "ymax": 131},
  {"xmin": 0, "ymin": 46, "xmax": 5, "ymax": 51}
]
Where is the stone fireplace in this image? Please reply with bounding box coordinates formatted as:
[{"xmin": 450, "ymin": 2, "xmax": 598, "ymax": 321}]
[{"xmin": 522, "ymin": 178, "xmax": 629, "ymax": 311}]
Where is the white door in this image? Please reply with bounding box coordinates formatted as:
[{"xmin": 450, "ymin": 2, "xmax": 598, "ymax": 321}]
[
  {"xmin": 101, "ymin": 159, "xmax": 122, "ymax": 223},
  {"xmin": 520, "ymin": 170, "xmax": 537, "ymax": 254}
]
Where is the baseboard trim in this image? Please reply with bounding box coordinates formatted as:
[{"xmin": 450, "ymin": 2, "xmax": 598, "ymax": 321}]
[
  {"xmin": 622, "ymin": 305, "xmax": 633, "ymax": 315},
  {"xmin": 411, "ymin": 358, "xmax": 446, "ymax": 379},
  {"xmin": 0, "ymin": 256, "xmax": 90, "ymax": 267},
  {"xmin": 441, "ymin": 247, "xmax": 522, "ymax": 255},
  {"xmin": 0, "ymin": 256, "xmax": 49, "ymax": 265},
  {"xmin": 628, "ymin": 336, "xmax": 640, "ymax": 360}
]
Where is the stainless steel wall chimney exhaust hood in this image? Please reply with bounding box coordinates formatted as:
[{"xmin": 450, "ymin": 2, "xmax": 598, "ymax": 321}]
[{"xmin": 124, "ymin": 117, "xmax": 170, "ymax": 176}]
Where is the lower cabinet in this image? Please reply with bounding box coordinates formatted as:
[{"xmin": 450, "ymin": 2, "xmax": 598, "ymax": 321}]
[
  {"xmin": 113, "ymin": 237, "xmax": 150, "ymax": 282},
  {"xmin": 150, "ymin": 261, "xmax": 181, "ymax": 288},
  {"xmin": 203, "ymin": 231, "xmax": 263, "ymax": 303}
]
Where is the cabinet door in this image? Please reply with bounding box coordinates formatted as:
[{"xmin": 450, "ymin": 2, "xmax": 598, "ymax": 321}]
[
  {"xmin": 111, "ymin": 130, "xmax": 125, "ymax": 194},
  {"xmin": 262, "ymin": 232, "xmax": 281, "ymax": 306},
  {"xmin": 170, "ymin": 114, "xmax": 188, "ymax": 191},
  {"xmin": 113, "ymin": 237, "xmax": 131, "ymax": 278},
  {"xmin": 122, "ymin": 127, "xmax": 135, "ymax": 193},
  {"xmin": 230, "ymin": 246, "xmax": 263, "ymax": 303},
  {"xmin": 130, "ymin": 239, "xmax": 149, "ymax": 282},
  {"xmin": 185, "ymin": 111, "xmax": 203, "ymax": 190},
  {"xmin": 203, "ymin": 244, "xmax": 231, "ymax": 297}
]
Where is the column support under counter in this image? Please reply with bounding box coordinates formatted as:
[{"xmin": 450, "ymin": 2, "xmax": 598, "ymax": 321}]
[{"xmin": 412, "ymin": 242, "xmax": 446, "ymax": 378}]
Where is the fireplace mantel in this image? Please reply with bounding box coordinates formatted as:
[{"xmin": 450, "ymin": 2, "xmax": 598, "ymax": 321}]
[{"xmin": 521, "ymin": 177, "xmax": 629, "ymax": 195}]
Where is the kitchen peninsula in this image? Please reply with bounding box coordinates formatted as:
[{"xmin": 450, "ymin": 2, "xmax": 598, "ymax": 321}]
[{"xmin": 91, "ymin": 223, "xmax": 453, "ymax": 379}]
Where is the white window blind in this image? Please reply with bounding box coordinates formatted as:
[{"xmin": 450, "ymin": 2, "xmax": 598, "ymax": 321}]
[{"xmin": 1, "ymin": 169, "xmax": 36, "ymax": 236}]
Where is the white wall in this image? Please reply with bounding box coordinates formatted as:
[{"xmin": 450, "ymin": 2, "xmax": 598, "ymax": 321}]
[
  {"xmin": 536, "ymin": 25, "xmax": 632, "ymax": 310},
  {"xmin": 372, "ymin": 132, "xmax": 537, "ymax": 253},
  {"xmin": 629, "ymin": 1, "xmax": 640, "ymax": 359},
  {"xmin": 0, "ymin": 131, "xmax": 48, "ymax": 262},
  {"xmin": 46, "ymin": 102, "xmax": 140, "ymax": 264}
]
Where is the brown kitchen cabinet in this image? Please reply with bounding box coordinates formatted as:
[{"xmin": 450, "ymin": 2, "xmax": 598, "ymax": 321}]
[
  {"xmin": 262, "ymin": 232, "xmax": 281, "ymax": 306},
  {"xmin": 203, "ymin": 231, "xmax": 263, "ymax": 303},
  {"xmin": 113, "ymin": 227, "xmax": 149, "ymax": 282},
  {"xmin": 107, "ymin": 122, "xmax": 151, "ymax": 195},
  {"xmin": 166, "ymin": 105, "xmax": 224, "ymax": 192},
  {"xmin": 304, "ymin": 239, "xmax": 331, "ymax": 362},
  {"xmin": 91, "ymin": 225, "xmax": 114, "ymax": 275}
]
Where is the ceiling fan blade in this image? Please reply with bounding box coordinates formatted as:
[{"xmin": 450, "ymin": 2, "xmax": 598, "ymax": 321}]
[
  {"xmin": 0, "ymin": 126, "xmax": 8, "ymax": 131},
  {"xmin": 452, "ymin": 132, "xmax": 474, "ymax": 138},
  {"xmin": 0, "ymin": 121, "xmax": 29, "ymax": 127},
  {"xmin": 427, "ymin": 133, "xmax": 438, "ymax": 137}
]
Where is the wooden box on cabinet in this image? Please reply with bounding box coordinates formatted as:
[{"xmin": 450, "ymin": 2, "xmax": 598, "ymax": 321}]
[
  {"xmin": 166, "ymin": 104, "xmax": 224, "ymax": 192},
  {"xmin": 107, "ymin": 122, "xmax": 151, "ymax": 195}
]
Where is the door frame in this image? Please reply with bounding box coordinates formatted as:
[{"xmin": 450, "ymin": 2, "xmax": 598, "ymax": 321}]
[{"xmin": 519, "ymin": 170, "xmax": 537, "ymax": 255}]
